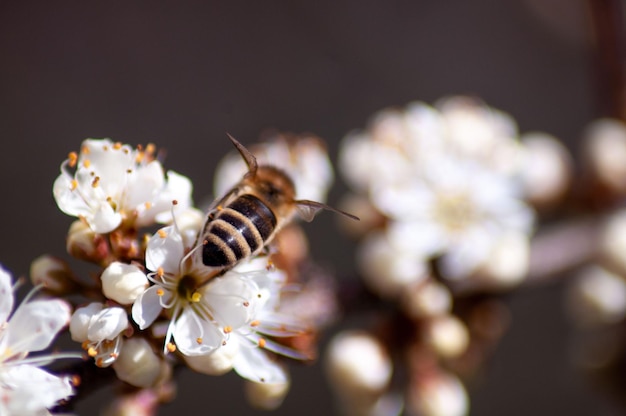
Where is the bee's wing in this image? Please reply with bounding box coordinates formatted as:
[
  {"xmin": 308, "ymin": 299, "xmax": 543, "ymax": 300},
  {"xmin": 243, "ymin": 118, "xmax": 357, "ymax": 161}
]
[{"xmin": 295, "ymin": 200, "xmax": 360, "ymax": 222}]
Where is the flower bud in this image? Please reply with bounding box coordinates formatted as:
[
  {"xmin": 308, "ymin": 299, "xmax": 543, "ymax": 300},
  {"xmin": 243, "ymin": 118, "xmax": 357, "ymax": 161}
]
[
  {"xmin": 101, "ymin": 262, "xmax": 148, "ymax": 305},
  {"xmin": 113, "ymin": 337, "xmax": 162, "ymax": 388},
  {"xmin": 244, "ymin": 379, "xmax": 290, "ymax": 410},
  {"xmin": 66, "ymin": 219, "xmax": 109, "ymax": 263},
  {"xmin": 325, "ymin": 330, "xmax": 392, "ymax": 405},
  {"xmin": 401, "ymin": 279, "xmax": 452, "ymax": 319},
  {"xmin": 407, "ymin": 371, "xmax": 468, "ymax": 416},
  {"xmin": 30, "ymin": 255, "xmax": 78, "ymax": 295},
  {"xmin": 424, "ymin": 315, "xmax": 470, "ymax": 358},
  {"xmin": 184, "ymin": 340, "xmax": 238, "ymax": 376},
  {"xmin": 584, "ymin": 119, "xmax": 626, "ymax": 194},
  {"xmin": 520, "ymin": 132, "xmax": 572, "ymax": 208},
  {"xmin": 599, "ymin": 210, "xmax": 626, "ymax": 275},
  {"xmin": 566, "ymin": 266, "xmax": 626, "ymax": 327},
  {"xmin": 70, "ymin": 302, "xmax": 104, "ymax": 342},
  {"xmin": 475, "ymin": 231, "xmax": 530, "ymax": 289}
]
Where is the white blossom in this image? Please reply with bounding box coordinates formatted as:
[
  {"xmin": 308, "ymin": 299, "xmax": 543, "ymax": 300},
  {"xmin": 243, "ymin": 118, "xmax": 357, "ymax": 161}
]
[
  {"xmin": 70, "ymin": 302, "xmax": 128, "ymax": 367},
  {"xmin": 101, "ymin": 262, "xmax": 149, "ymax": 305},
  {"xmin": 53, "ymin": 138, "xmax": 193, "ymax": 234},
  {"xmin": 0, "ymin": 266, "xmax": 75, "ymax": 415}
]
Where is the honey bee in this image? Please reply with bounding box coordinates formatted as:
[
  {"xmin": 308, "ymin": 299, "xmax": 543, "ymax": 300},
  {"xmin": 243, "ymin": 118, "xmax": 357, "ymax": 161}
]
[{"xmin": 197, "ymin": 134, "xmax": 358, "ymax": 274}]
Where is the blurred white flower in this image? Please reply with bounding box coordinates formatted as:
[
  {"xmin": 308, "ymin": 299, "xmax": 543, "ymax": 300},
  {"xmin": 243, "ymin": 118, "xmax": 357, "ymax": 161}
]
[
  {"xmin": 0, "ymin": 266, "xmax": 75, "ymax": 415},
  {"xmin": 214, "ymin": 132, "xmax": 334, "ymax": 203},
  {"xmin": 341, "ymin": 97, "xmax": 535, "ymax": 282},
  {"xmin": 53, "ymin": 138, "xmax": 193, "ymax": 234},
  {"xmin": 70, "ymin": 302, "xmax": 128, "ymax": 367}
]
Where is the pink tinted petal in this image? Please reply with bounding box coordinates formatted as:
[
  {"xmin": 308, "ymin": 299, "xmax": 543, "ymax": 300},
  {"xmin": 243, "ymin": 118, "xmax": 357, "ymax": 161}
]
[
  {"xmin": 0, "ymin": 364, "xmax": 73, "ymax": 413},
  {"xmin": 132, "ymin": 285, "xmax": 168, "ymax": 330},
  {"xmin": 6, "ymin": 299, "xmax": 70, "ymax": 354}
]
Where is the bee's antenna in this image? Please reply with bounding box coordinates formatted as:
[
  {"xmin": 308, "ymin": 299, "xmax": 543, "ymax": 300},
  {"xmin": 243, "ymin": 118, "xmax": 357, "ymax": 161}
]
[{"xmin": 226, "ymin": 133, "xmax": 258, "ymax": 177}]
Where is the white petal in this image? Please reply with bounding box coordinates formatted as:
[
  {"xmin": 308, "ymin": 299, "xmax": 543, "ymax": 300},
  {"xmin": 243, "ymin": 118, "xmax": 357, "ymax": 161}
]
[
  {"xmin": 82, "ymin": 139, "xmax": 134, "ymax": 197},
  {"xmin": 0, "ymin": 267, "xmax": 14, "ymax": 324},
  {"xmin": 69, "ymin": 302, "xmax": 104, "ymax": 342},
  {"xmin": 52, "ymin": 172, "xmax": 92, "ymax": 219},
  {"xmin": 132, "ymin": 285, "xmax": 168, "ymax": 330},
  {"xmin": 89, "ymin": 201, "xmax": 123, "ymax": 234},
  {"xmin": 203, "ymin": 275, "xmax": 258, "ymax": 328},
  {"xmin": 123, "ymin": 160, "xmax": 165, "ymax": 210},
  {"xmin": 6, "ymin": 299, "xmax": 70, "ymax": 354},
  {"xmin": 87, "ymin": 306, "xmax": 128, "ymax": 342},
  {"xmin": 153, "ymin": 170, "xmax": 194, "ymax": 224},
  {"xmin": 173, "ymin": 308, "xmax": 224, "ymax": 356},
  {"xmin": 0, "ymin": 364, "xmax": 73, "ymax": 414},
  {"xmin": 145, "ymin": 226, "xmax": 184, "ymax": 274},
  {"xmin": 232, "ymin": 339, "xmax": 288, "ymax": 384}
]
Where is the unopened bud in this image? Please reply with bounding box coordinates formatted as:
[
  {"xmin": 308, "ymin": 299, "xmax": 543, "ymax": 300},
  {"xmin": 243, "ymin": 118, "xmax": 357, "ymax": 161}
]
[
  {"xmin": 101, "ymin": 262, "xmax": 148, "ymax": 305},
  {"xmin": 600, "ymin": 210, "xmax": 626, "ymax": 275},
  {"xmin": 520, "ymin": 132, "xmax": 572, "ymax": 208},
  {"xmin": 408, "ymin": 371, "xmax": 468, "ymax": 416},
  {"xmin": 113, "ymin": 337, "xmax": 162, "ymax": 388},
  {"xmin": 70, "ymin": 302, "xmax": 104, "ymax": 342},
  {"xmin": 184, "ymin": 340, "xmax": 238, "ymax": 376},
  {"xmin": 325, "ymin": 330, "xmax": 392, "ymax": 405},
  {"xmin": 30, "ymin": 255, "xmax": 78, "ymax": 295},
  {"xmin": 66, "ymin": 219, "xmax": 109, "ymax": 263},
  {"xmin": 244, "ymin": 379, "xmax": 290, "ymax": 410},
  {"xmin": 567, "ymin": 266, "xmax": 626, "ymax": 327},
  {"xmin": 584, "ymin": 118, "xmax": 626, "ymax": 194},
  {"xmin": 401, "ymin": 279, "xmax": 452, "ymax": 319},
  {"xmin": 424, "ymin": 315, "xmax": 470, "ymax": 358}
]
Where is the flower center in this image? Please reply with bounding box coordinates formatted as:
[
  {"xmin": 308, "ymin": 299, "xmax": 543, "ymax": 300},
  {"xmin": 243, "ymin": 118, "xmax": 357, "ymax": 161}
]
[
  {"xmin": 177, "ymin": 275, "xmax": 202, "ymax": 303},
  {"xmin": 433, "ymin": 192, "xmax": 477, "ymax": 232}
]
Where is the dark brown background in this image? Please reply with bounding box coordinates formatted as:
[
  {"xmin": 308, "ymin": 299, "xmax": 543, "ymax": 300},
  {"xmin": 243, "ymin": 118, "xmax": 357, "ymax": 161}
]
[{"xmin": 0, "ymin": 1, "xmax": 617, "ymax": 415}]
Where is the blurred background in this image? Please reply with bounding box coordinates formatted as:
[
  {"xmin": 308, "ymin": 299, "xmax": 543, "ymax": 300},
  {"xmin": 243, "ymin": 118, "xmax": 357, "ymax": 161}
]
[{"xmin": 0, "ymin": 1, "xmax": 619, "ymax": 415}]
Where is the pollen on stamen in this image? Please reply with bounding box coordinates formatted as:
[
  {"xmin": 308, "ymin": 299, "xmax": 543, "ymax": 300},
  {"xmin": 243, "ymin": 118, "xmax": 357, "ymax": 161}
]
[
  {"xmin": 217, "ymin": 205, "xmax": 224, "ymax": 211},
  {"xmin": 266, "ymin": 260, "xmax": 275, "ymax": 271},
  {"xmin": 68, "ymin": 152, "xmax": 78, "ymax": 168},
  {"xmin": 71, "ymin": 375, "xmax": 81, "ymax": 387},
  {"xmin": 91, "ymin": 176, "xmax": 100, "ymax": 188},
  {"xmin": 146, "ymin": 143, "xmax": 156, "ymax": 155},
  {"xmin": 196, "ymin": 337, "xmax": 203, "ymax": 345},
  {"xmin": 250, "ymin": 320, "xmax": 260, "ymax": 327},
  {"xmin": 258, "ymin": 338, "xmax": 267, "ymax": 348},
  {"xmin": 144, "ymin": 201, "xmax": 152, "ymax": 210},
  {"xmin": 190, "ymin": 292, "xmax": 201, "ymax": 303},
  {"xmin": 81, "ymin": 341, "xmax": 90, "ymax": 350},
  {"xmin": 243, "ymin": 301, "xmax": 250, "ymax": 307},
  {"xmin": 81, "ymin": 145, "xmax": 90, "ymax": 155},
  {"xmin": 223, "ymin": 326, "xmax": 233, "ymax": 334},
  {"xmin": 157, "ymin": 267, "xmax": 165, "ymax": 277},
  {"xmin": 83, "ymin": 159, "xmax": 91, "ymax": 168},
  {"xmin": 127, "ymin": 169, "xmax": 132, "ymax": 174},
  {"xmin": 96, "ymin": 357, "xmax": 104, "ymax": 367},
  {"xmin": 109, "ymin": 352, "xmax": 119, "ymax": 359},
  {"xmin": 172, "ymin": 199, "xmax": 178, "ymax": 206},
  {"xmin": 87, "ymin": 347, "xmax": 98, "ymax": 357},
  {"xmin": 158, "ymin": 229, "xmax": 168, "ymax": 238},
  {"xmin": 70, "ymin": 180, "xmax": 78, "ymax": 191},
  {"xmin": 166, "ymin": 342, "xmax": 177, "ymax": 353},
  {"xmin": 113, "ymin": 142, "xmax": 122, "ymax": 150},
  {"xmin": 156, "ymin": 288, "xmax": 165, "ymax": 297},
  {"xmin": 102, "ymin": 145, "xmax": 109, "ymax": 151}
]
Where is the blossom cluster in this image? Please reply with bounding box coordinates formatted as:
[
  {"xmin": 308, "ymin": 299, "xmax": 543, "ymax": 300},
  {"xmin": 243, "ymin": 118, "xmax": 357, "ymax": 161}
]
[
  {"xmin": 1, "ymin": 134, "xmax": 337, "ymax": 414},
  {"xmin": 327, "ymin": 96, "xmax": 572, "ymax": 415}
]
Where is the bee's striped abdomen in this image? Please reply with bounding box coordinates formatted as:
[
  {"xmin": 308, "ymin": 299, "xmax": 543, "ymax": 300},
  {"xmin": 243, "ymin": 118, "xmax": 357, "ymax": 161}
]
[{"xmin": 202, "ymin": 194, "xmax": 277, "ymax": 268}]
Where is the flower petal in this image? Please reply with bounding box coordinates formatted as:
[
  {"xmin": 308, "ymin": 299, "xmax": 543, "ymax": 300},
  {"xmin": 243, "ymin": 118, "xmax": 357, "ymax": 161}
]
[
  {"xmin": 232, "ymin": 338, "xmax": 288, "ymax": 384},
  {"xmin": 173, "ymin": 308, "xmax": 224, "ymax": 356},
  {"xmin": 145, "ymin": 225, "xmax": 184, "ymax": 274},
  {"xmin": 87, "ymin": 306, "xmax": 128, "ymax": 342},
  {"xmin": 0, "ymin": 267, "xmax": 14, "ymax": 324},
  {"xmin": 6, "ymin": 299, "xmax": 70, "ymax": 354},
  {"xmin": 132, "ymin": 285, "xmax": 168, "ymax": 330}
]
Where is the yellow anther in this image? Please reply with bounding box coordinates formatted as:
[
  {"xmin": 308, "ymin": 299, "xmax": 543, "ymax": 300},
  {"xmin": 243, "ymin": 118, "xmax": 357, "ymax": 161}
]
[
  {"xmin": 126, "ymin": 169, "xmax": 132, "ymax": 174},
  {"xmin": 71, "ymin": 375, "xmax": 81, "ymax": 387},
  {"xmin": 68, "ymin": 152, "xmax": 78, "ymax": 168},
  {"xmin": 87, "ymin": 347, "xmax": 97, "ymax": 357},
  {"xmin": 157, "ymin": 229, "xmax": 167, "ymax": 238},
  {"xmin": 81, "ymin": 145, "xmax": 90, "ymax": 155},
  {"xmin": 102, "ymin": 145, "xmax": 109, "ymax": 151},
  {"xmin": 113, "ymin": 142, "xmax": 122, "ymax": 150},
  {"xmin": 96, "ymin": 357, "xmax": 104, "ymax": 367},
  {"xmin": 156, "ymin": 288, "xmax": 165, "ymax": 297},
  {"xmin": 70, "ymin": 180, "xmax": 78, "ymax": 191},
  {"xmin": 157, "ymin": 267, "xmax": 165, "ymax": 277},
  {"xmin": 81, "ymin": 341, "xmax": 90, "ymax": 350},
  {"xmin": 135, "ymin": 152, "xmax": 144, "ymax": 163},
  {"xmin": 144, "ymin": 201, "xmax": 152, "ymax": 210},
  {"xmin": 172, "ymin": 199, "xmax": 178, "ymax": 206},
  {"xmin": 190, "ymin": 292, "xmax": 201, "ymax": 303},
  {"xmin": 109, "ymin": 352, "xmax": 119, "ymax": 359},
  {"xmin": 166, "ymin": 342, "xmax": 177, "ymax": 353},
  {"xmin": 250, "ymin": 320, "xmax": 260, "ymax": 327},
  {"xmin": 146, "ymin": 143, "xmax": 156, "ymax": 155},
  {"xmin": 243, "ymin": 301, "xmax": 250, "ymax": 307},
  {"xmin": 216, "ymin": 205, "xmax": 223, "ymax": 211},
  {"xmin": 258, "ymin": 338, "xmax": 266, "ymax": 348},
  {"xmin": 91, "ymin": 176, "xmax": 100, "ymax": 188},
  {"xmin": 223, "ymin": 326, "xmax": 233, "ymax": 334},
  {"xmin": 83, "ymin": 159, "xmax": 91, "ymax": 168},
  {"xmin": 196, "ymin": 337, "xmax": 203, "ymax": 345}
]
